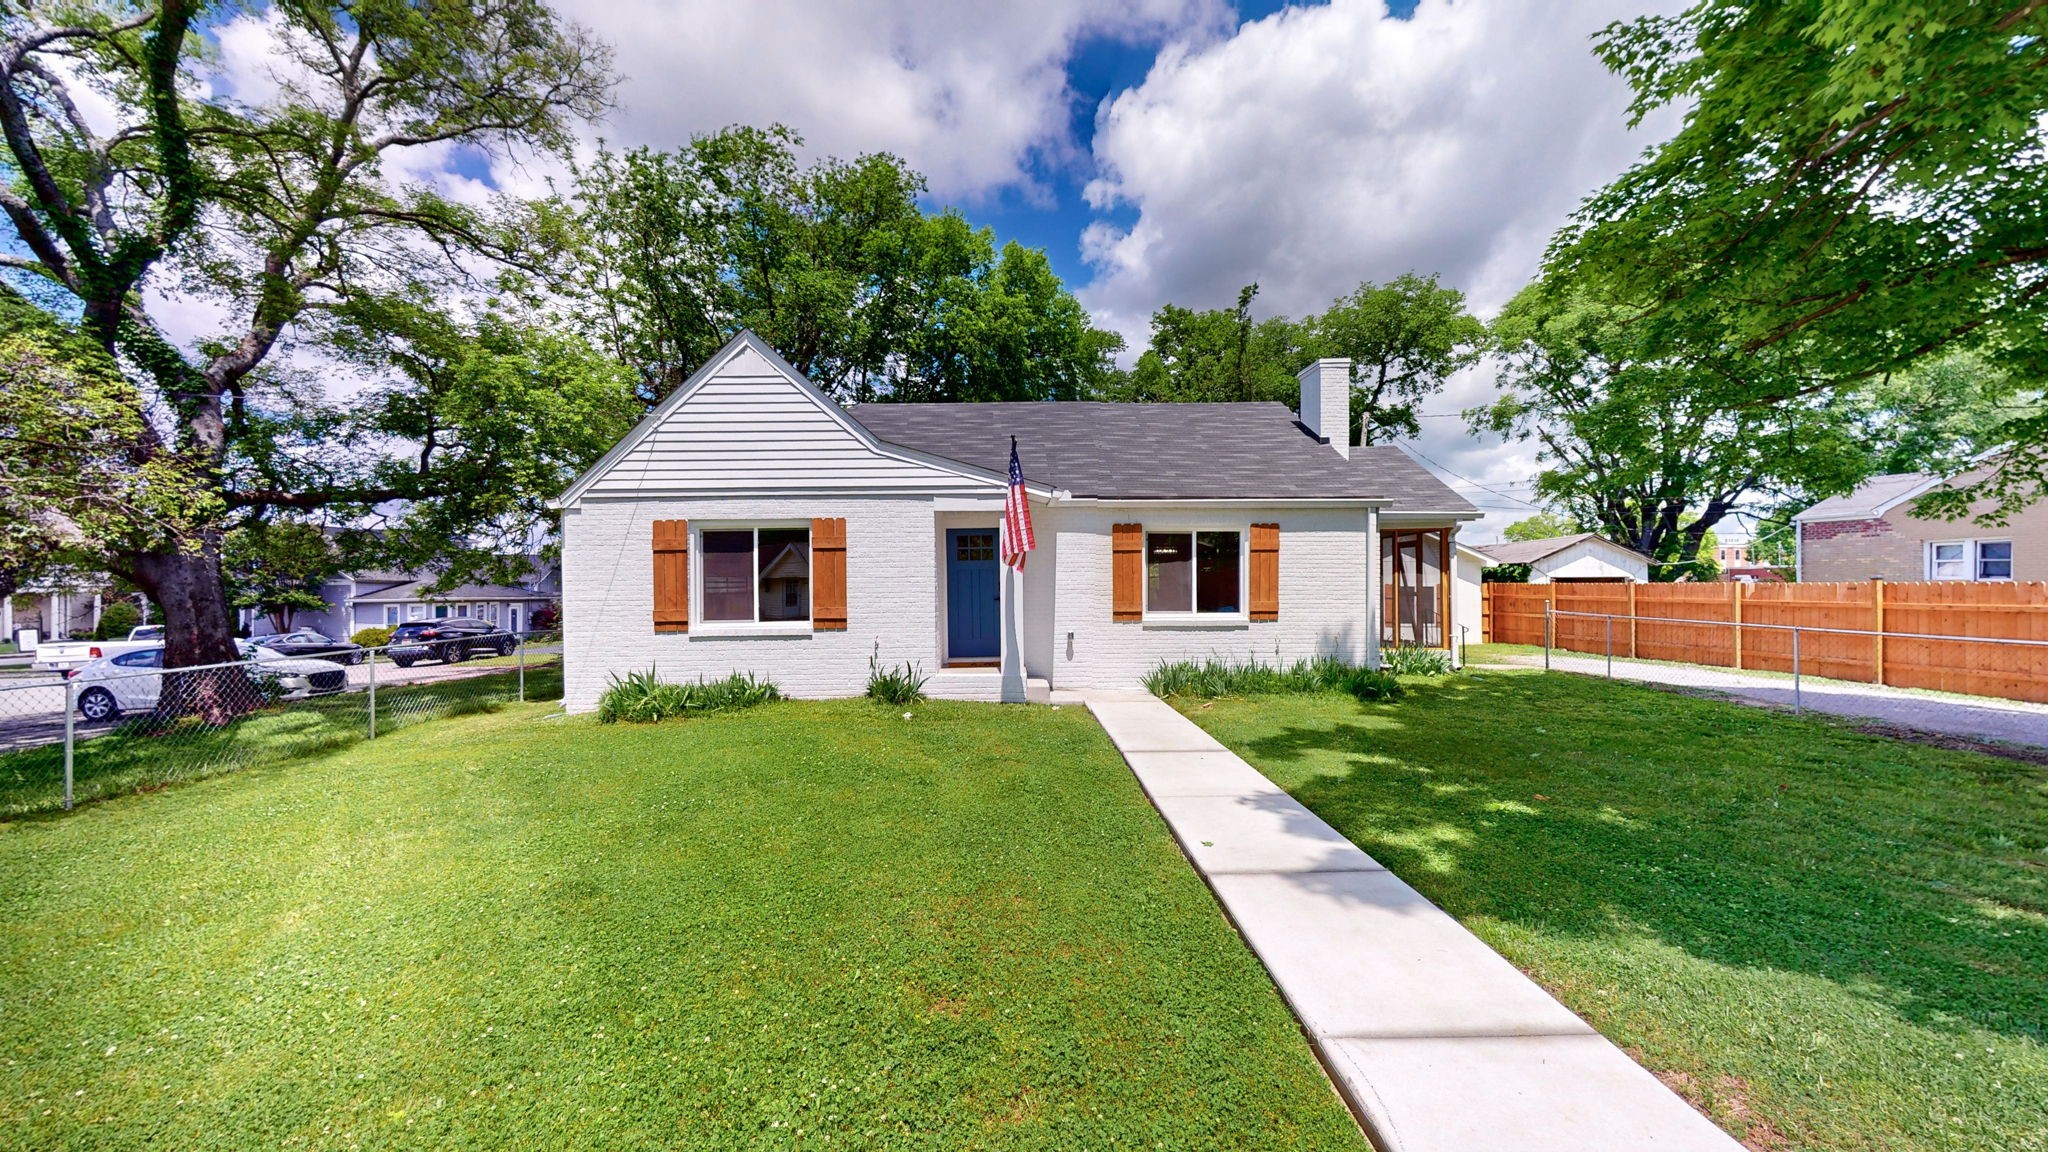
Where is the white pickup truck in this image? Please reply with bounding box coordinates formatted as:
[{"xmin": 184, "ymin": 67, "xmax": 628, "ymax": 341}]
[{"xmin": 32, "ymin": 625, "xmax": 166, "ymax": 672}]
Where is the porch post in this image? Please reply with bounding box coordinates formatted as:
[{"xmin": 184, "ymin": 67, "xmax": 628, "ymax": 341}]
[{"xmin": 1364, "ymin": 507, "xmax": 1382, "ymax": 669}]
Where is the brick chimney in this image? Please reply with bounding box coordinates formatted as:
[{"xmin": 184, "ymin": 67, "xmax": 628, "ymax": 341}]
[{"xmin": 1297, "ymin": 358, "xmax": 1352, "ymax": 459}]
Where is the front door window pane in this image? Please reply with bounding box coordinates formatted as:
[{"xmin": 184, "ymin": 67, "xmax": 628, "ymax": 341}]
[
  {"xmin": 702, "ymin": 531, "xmax": 755, "ymax": 621},
  {"xmin": 1147, "ymin": 533, "xmax": 1193, "ymax": 612},
  {"xmin": 757, "ymin": 528, "xmax": 811, "ymax": 621},
  {"xmin": 1195, "ymin": 531, "xmax": 1241, "ymax": 613}
]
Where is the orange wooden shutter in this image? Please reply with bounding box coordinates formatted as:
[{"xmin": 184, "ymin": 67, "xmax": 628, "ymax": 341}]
[
  {"xmin": 1112, "ymin": 523, "xmax": 1143, "ymax": 622},
  {"xmin": 652, "ymin": 519, "xmax": 689, "ymax": 633},
  {"xmin": 811, "ymin": 517, "xmax": 847, "ymax": 631},
  {"xmin": 1249, "ymin": 523, "xmax": 1280, "ymax": 621}
]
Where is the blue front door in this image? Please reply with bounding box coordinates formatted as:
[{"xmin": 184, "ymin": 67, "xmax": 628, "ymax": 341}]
[{"xmin": 946, "ymin": 528, "xmax": 1000, "ymax": 660}]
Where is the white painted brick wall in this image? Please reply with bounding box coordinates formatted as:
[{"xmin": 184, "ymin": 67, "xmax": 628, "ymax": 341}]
[
  {"xmin": 1041, "ymin": 506, "xmax": 1375, "ymax": 691},
  {"xmin": 562, "ymin": 496, "xmax": 940, "ymax": 710}
]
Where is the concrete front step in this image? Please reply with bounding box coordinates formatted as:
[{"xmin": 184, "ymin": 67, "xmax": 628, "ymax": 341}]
[
  {"xmin": 921, "ymin": 670, "xmax": 1049, "ymax": 703},
  {"xmin": 1081, "ymin": 691, "xmax": 1744, "ymax": 1152}
]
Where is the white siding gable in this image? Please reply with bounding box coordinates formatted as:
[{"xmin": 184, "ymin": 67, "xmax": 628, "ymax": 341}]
[{"xmin": 564, "ymin": 333, "xmax": 1000, "ymax": 503}]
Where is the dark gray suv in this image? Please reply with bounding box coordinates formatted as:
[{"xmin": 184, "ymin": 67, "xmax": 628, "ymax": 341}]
[{"xmin": 385, "ymin": 617, "xmax": 518, "ymax": 667}]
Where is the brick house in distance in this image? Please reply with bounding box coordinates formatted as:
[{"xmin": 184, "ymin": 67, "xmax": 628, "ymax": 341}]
[{"xmin": 1794, "ymin": 467, "xmax": 2045, "ymax": 582}]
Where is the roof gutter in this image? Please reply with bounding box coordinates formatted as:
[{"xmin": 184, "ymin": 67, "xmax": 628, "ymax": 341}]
[{"xmin": 1049, "ymin": 496, "xmax": 1388, "ymax": 508}]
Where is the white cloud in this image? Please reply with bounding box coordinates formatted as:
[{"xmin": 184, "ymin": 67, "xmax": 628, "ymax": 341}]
[
  {"xmin": 1077, "ymin": 0, "xmax": 1681, "ymax": 538},
  {"xmin": 553, "ymin": 0, "xmax": 1227, "ymax": 200}
]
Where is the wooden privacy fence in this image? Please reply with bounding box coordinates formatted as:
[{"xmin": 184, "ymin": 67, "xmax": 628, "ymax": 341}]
[{"xmin": 1481, "ymin": 580, "xmax": 2048, "ymax": 704}]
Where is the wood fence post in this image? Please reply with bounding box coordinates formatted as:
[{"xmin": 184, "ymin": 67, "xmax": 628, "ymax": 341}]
[
  {"xmin": 1627, "ymin": 581, "xmax": 1637, "ymax": 658},
  {"xmin": 1872, "ymin": 578, "xmax": 1886, "ymax": 685},
  {"xmin": 1731, "ymin": 581, "xmax": 1744, "ymax": 670}
]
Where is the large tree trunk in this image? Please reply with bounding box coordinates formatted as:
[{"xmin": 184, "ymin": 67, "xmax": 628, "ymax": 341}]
[{"xmin": 123, "ymin": 536, "xmax": 257, "ymax": 725}]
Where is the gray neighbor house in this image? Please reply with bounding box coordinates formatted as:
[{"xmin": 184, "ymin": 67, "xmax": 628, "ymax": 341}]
[{"xmin": 236, "ymin": 556, "xmax": 561, "ymax": 638}]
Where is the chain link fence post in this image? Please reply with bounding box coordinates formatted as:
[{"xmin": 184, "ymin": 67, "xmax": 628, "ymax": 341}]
[
  {"xmin": 1605, "ymin": 614, "xmax": 1614, "ymax": 678},
  {"xmin": 62, "ymin": 677, "xmax": 75, "ymax": 811},
  {"xmin": 366, "ymin": 646, "xmax": 377, "ymax": 740},
  {"xmin": 518, "ymin": 631, "xmax": 526, "ymax": 703}
]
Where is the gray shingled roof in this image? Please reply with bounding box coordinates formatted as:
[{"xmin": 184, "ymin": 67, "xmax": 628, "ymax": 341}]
[
  {"xmin": 847, "ymin": 401, "xmax": 1474, "ymax": 511},
  {"xmin": 1795, "ymin": 472, "xmax": 1937, "ymax": 521}
]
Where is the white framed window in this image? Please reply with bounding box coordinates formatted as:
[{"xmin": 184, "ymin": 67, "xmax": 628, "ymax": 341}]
[
  {"xmin": 384, "ymin": 605, "xmax": 400, "ymax": 625},
  {"xmin": 699, "ymin": 526, "xmax": 811, "ymax": 624},
  {"xmin": 481, "ymin": 603, "xmax": 499, "ymax": 624},
  {"xmin": 1144, "ymin": 529, "xmax": 1244, "ymax": 616},
  {"xmin": 1930, "ymin": 540, "xmax": 2015, "ymax": 581},
  {"xmin": 1929, "ymin": 541, "xmax": 1968, "ymax": 580},
  {"xmin": 1976, "ymin": 540, "xmax": 2014, "ymax": 581},
  {"xmin": 433, "ymin": 604, "xmax": 450, "ymax": 619},
  {"xmin": 408, "ymin": 604, "xmax": 427, "ymax": 621}
]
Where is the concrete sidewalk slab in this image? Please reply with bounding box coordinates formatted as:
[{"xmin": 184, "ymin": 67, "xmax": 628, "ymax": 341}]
[
  {"xmin": 1150, "ymin": 792, "xmax": 1384, "ymax": 875},
  {"xmin": 1328, "ymin": 1034, "xmax": 1740, "ymax": 1152},
  {"xmin": 1082, "ymin": 691, "xmax": 1744, "ymax": 1152},
  {"xmin": 1210, "ymin": 870, "xmax": 1592, "ymax": 1040},
  {"xmin": 1122, "ymin": 750, "xmax": 1286, "ymax": 797}
]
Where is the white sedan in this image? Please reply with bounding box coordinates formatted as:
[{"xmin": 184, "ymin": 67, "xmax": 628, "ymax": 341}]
[{"xmin": 67, "ymin": 643, "xmax": 350, "ymax": 724}]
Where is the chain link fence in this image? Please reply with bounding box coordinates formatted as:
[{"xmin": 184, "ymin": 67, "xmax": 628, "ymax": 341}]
[
  {"xmin": 1519, "ymin": 607, "xmax": 2048, "ymax": 746},
  {"xmin": 0, "ymin": 631, "xmax": 561, "ymax": 815}
]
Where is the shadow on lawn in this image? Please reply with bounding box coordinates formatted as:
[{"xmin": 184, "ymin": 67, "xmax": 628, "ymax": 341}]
[{"xmin": 1229, "ymin": 672, "xmax": 2048, "ymax": 1046}]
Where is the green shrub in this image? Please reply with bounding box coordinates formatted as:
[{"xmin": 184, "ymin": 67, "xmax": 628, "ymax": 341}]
[
  {"xmin": 865, "ymin": 643, "xmax": 929, "ymax": 705},
  {"xmin": 352, "ymin": 626, "xmax": 394, "ymax": 648},
  {"xmin": 1341, "ymin": 667, "xmax": 1402, "ymax": 701},
  {"xmin": 1383, "ymin": 644, "xmax": 1453, "ymax": 677},
  {"xmin": 1144, "ymin": 654, "xmax": 1359, "ymax": 699},
  {"xmin": 94, "ymin": 601, "xmax": 142, "ymax": 640},
  {"xmin": 596, "ymin": 668, "xmax": 780, "ymax": 723}
]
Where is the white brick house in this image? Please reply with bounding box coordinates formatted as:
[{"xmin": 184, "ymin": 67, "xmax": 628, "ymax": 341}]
[{"xmin": 556, "ymin": 332, "xmax": 1476, "ymax": 710}]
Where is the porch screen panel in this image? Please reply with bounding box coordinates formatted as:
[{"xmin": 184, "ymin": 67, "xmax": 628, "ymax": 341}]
[{"xmin": 1380, "ymin": 529, "xmax": 1448, "ymax": 648}]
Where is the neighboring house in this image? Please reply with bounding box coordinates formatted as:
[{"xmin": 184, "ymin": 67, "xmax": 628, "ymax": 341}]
[
  {"xmin": 554, "ymin": 332, "xmax": 1477, "ymax": 709},
  {"xmin": 1794, "ymin": 467, "xmax": 2046, "ymax": 583},
  {"xmin": 236, "ymin": 558, "xmax": 561, "ymax": 638},
  {"xmin": 3, "ymin": 571, "xmax": 122, "ymax": 644},
  {"xmin": 1468, "ymin": 533, "xmax": 1652, "ymax": 583},
  {"xmin": 1713, "ymin": 542, "xmax": 1749, "ymax": 566}
]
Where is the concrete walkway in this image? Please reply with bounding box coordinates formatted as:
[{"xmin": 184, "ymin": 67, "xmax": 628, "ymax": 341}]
[
  {"xmin": 1077, "ymin": 690, "xmax": 1742, "ymax": 1152},
  {"xmin": 1503, "ymin": 653, "xmax": 2048, "ymax": 750}
]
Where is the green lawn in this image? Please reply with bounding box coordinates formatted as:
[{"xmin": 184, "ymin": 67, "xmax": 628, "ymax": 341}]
[
  {"xmin": 1175, "ymin": 669, "xmax": 2047, "ymax": 1152},
  {"xmin": 0, "ymin": 698, "xmax": 1365, "ymax": 1151}
]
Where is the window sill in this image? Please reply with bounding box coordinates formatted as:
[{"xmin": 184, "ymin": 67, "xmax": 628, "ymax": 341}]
[
  {"xmin": 1141, "ymin": 615, "xmax": 1251, "ymax": 630},
  {"xmin": 690, "ymin": 623, "xmax": 816, "ymax": 639}
]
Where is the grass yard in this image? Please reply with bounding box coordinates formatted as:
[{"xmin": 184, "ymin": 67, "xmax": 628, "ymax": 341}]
[
  {"xmin": 0, "ymin": 698, "xmax": 1365, "ymax": 1151},
  {"xmin": 1177, "ymin": 669, "xmax": 2048, "ymax": 1152}
]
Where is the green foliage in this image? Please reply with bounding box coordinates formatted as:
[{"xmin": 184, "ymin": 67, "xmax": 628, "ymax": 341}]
[
  {"xmin": 0, "ymin": 700, "xmax": 1366, "ymax": 1148},
  {"xmin": 224, "ymin": 522, "xmax": 343, "ymax": 634},
  {"xmin": 1502, "ymin": 513, "xmax": 1576, "ymax": 542},
  {"xmin": 1340, "ymin": 667, "xmax": 1402, "ymax": 702},
  {"xmin": 1102, "ymin": 277, "xmax": 1484, "ymax": 445},
  {"xmin": 1475, "ymin": 280, "xmax": 1868, "ymax": 575},
  {"xmin": 1187, "ymin": 673, "xmax": 2048, "ymax": 1152},
  {"xmin": 568, "ymin": 127, "xmax": 1123, "ymax": 405},
  {"xmin": 351, "ymin": 627, "xmax": 395, "ymax": 648},
  {"xmin": 0, "ymin": 3, "xmax": 614, "ymax": 667},
  {"xmin": 1381, "ymin": 645, "xmax": 1452, "ymax": 677},
  {"xmin": 93, "ymin": 601, "xmax": 142, "ymax": 641},
  {"xmin": 1144, "ymin": 655, "xmax": 1399, "ymax": 701},
  {"xmin": 1556, "ymin": 0, "xmax": 2048, "ymax": 523},
  {"xmin": 865, "ymin": 644, "xmax": 929, "ymax": 705},
  {"xmin": 1314, "ymin": 274, "xmax": 1486, "ymax": 444},
  {"xmin": 595, "ymin": 669, "xmax": 782, "ymax": 724}
]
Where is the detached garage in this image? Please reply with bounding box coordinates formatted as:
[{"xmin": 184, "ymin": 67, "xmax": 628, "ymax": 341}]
[{"xmin": 1468, "ymin": 533, "xmax": 1651, "ymax": 584}]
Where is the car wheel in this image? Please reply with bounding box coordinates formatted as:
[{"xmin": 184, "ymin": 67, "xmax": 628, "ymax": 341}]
[
  {"xmin": 77, "ymin": 687, "xmax": 119, "ymax": 723},
  {"xmin": 392, "ymin": 657, "xmax": 415, "ymax": 669},
  {"xmin": 347, "ymin": 651, "xmax": 365, "ymax": 666},
  {"xmin": 441, "ymin": 642, "xmax": 462, "ymax": 663},
  {"xmin": 497, "ymin": 639, "xmax": 515, "ymax": 657}
]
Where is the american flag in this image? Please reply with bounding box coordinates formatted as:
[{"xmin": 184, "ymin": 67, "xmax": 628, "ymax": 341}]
[{"xmin": 1001, "ymin": 437, "xmax": 1036, "ymax": 570}]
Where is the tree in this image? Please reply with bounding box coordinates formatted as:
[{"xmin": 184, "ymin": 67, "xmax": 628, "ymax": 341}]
[
  {"xmin": 1099, "ymin": 285, "xmax": 1313, "ymax": 404},
  {"xmin": 0, "ymin": 2, "xmax": 613, "ymax": 715},
  {"xmin": 1314, "ymin": 274, "xmax": 1485, "ymax": 444},
  {"xmin": 1474, "ymin": 280, "xmax": 1869, "ymax": 576},
  {"xmin": 224, "ymin": 522, "xmax": 342, "ymax": 635},
  {"xmin": 567, "ymin": 128, "xmax": 1122, "ymax": 405},
  {"xmin": 1501, "ymin": 513, "xmax": 1577, "ymax": 542},
  {"xmin": 1851, "ymin": 351, "xmax": 2044, "ymax": 477},
  {"xmin": 1556, "ymin": 0, "xmax": 2048, "ymax": 522}
]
